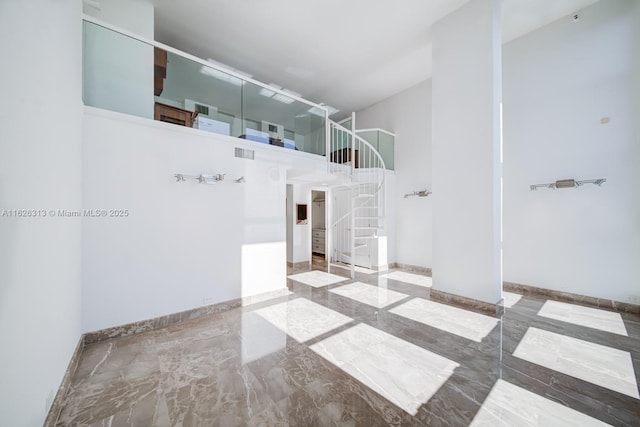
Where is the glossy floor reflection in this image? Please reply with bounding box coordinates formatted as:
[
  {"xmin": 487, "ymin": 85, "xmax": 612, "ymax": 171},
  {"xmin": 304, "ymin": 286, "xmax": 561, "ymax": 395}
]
[
  {"xmin": 513, "ymin": 327, "xmax": 639, "ymax": 398},
  {"xmin": 287, "ymin": 270, "xmax": 349, "ymax": 288},
  {"xmin": 470, "ymin": 379, "xmax": 610, "ymax": 426},
  {"xmin": 501, "ymin": 291, "xmax": 523, "ymax": 308},
  {"xmin": 390, "ymin": 298, "xmax": 500, "ymax": 343},
  {"xmin": 538, "ymin": 300, "xmax": 628, "ymax": 336},
  {"xmin": 379, "ymin": 270, "xmax": 433, "ymax": 287},
  {"xmin": 55, "ymin": 265, "xmax": 640, "ymax": 426},
  {"xmin": 252, "ymin": 298, "xmax": 353, "ymax": 342},
  {"xmin": 310, "ymin": 323, "xmax": 459, "ymax": 415},
  {"xmin": 329, "ymin": 281, "xmax": 410, "ymax": 308}
]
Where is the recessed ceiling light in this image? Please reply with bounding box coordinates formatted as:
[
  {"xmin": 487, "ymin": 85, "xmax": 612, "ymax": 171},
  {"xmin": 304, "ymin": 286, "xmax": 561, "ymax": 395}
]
[
  {"xmin": 307, "ymin": 106, "xmax": 325, "ymax": 117},
  {"xmin": 307, "ymin": 104, "xmax": 339, "ymax": 117},
  {"xmin": 200, "ymin": 66, "xmax": 245, "ymax": 86},
  {"xmin": 202, "ymin": 58, "xmax": 252, "ymax": 84},
  {"xmin": 259, "ymin": 88, "xmax": 276, "ymax": 97},
  {"xmin": 320, "ymin": 103, "xmax": 340, "ymax": 116},
  {"xmin": 282, "ymin": 89, "xmax": 301, "ymax": 98},
  {"xmin": 272, "ymin": 93, "xmax": 295, "ymax": 104}
]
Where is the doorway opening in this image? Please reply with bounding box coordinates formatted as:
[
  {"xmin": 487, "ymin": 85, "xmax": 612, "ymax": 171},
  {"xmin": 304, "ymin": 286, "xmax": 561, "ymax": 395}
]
[{"xmin": 311, "ymin": 190, "xmax": 327, "ymax": 268}]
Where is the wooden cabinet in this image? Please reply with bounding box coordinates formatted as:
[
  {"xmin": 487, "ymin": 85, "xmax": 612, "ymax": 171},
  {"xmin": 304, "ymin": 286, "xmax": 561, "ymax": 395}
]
[
  {"xmin": 312, "ymin": 229, "xmax": 326, "ymax": 255},
  {"xmin": 330, "ymin": 148, "xmax": 359, "ymax": 168},
  {"xmin": 154, "ymin": 47, "xmax": 167, "ymax": 96},
  {"xmin": 154, "ymin": 102, "xmax": 198, "ymax": 127}
]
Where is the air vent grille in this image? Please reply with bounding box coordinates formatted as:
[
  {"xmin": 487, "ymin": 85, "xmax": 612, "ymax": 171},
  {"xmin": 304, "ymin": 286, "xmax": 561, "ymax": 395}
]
[
  {"xmin": 235, "ymin": 147, "xmax": 255, "ymax": 160},
  {"xmin": 194, "ymin": 104, "xmax": 209, "ymax": 115}
]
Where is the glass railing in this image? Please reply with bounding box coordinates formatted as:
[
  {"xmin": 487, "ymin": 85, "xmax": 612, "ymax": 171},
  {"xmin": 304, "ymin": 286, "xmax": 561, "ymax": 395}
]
[
  {"xmin": 82, "ymin": 19, "xmax": 327, "ymax": 156},
  {"xmin": 338, "ymin": 118, "xmax": 353, "ymax": 131},
  {"xmin": 356, "ymin": 129, "xmax": 395, "ymax": 170}
]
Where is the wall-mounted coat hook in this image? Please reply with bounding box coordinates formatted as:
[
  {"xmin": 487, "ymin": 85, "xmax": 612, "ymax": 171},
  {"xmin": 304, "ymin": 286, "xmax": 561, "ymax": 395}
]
[
  {"xmin": 174, "ymin": 173, "xmax": 226, "ymax": 185},
  {"xmin": 404, "ymin": 190, "xmax": 431, "ymax": 199}
]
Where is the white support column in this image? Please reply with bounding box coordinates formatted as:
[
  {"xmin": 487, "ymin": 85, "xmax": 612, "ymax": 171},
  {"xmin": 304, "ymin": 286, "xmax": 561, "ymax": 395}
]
[
  {"xmin": 0, "ymin": 1, "xmax": 83, "ymax": 425},
  {"xmin": 431, "ymin": 0, "xmax": 502, "ymax": 304}
]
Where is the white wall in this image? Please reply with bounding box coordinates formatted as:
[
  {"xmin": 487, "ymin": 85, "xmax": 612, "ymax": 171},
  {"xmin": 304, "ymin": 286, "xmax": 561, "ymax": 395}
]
[
  {"xmin": 82, "ymin": 109, "xmax": 327, "ymax": 332},
  {"xmin": 286, "ymin": 185, "xmax": 294, "ymax": 263},
  {"xmin": 503, "ymin": 0, "xmax": 640, "ymax": 303},
  {"xmin": 0, "ymin": 1, "xmax": 83, "ymax": 426},
  {"xmin": 289, "ymin": 184, "xmax": 312, "ymax": 264},
  {"xmin": 357, "ymin": 80, "xmax": 431, "ymax": 268},
  {"xmin": 83, "ymin": 0, "xmax": 154, "ymax": 119}
]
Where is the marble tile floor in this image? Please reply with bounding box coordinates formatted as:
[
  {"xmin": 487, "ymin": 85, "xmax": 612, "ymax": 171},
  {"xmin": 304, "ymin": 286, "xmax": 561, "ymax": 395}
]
[
  {"xmin": 469, "ymin": 379, "xmax": 611, "ymax": 426},
  {"xmin": 55, "ymin": 266, "xmax": 640, "ymax": 426},
  {"xmin": 389, "ymin": 298, "xmax": 500, "ymax": 343},
  {"xmin": 287, "ymin": 270, "xmax": 350, "ymax": 288},
  {"xmin": 513, "ymin": 327, "xmax": 638, "ymax": 399},
  {"xmin": 501, "ymin": 291, "xmax": 523, "ymax": 308},
  {"xmin": 378, "ymin": 271, "xmax": 433, "ymax": 288},
  {"xmin": 329, "ymin": 282, "xmax": 410, "ymax": 309}
]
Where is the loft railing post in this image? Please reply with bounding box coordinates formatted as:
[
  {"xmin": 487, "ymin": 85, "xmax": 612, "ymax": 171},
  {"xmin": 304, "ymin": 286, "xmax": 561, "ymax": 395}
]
[
  {"xmin": 325, "ymin": 112, "xmax": 331, "ymax": 174},
  {"xmin": 327, "ymin": 187, "xmax": 332, "ymax": 274},
  {"xmin": 350, "ymin": 112, "xmax": 356, "ymax": 177},
  {"xmin": 350, "ymin": 112, "xmax": 357, "ymax": 276},
  {"xmin": 350, "ymin": 198, "xmax": 355, "ymax": 278}
]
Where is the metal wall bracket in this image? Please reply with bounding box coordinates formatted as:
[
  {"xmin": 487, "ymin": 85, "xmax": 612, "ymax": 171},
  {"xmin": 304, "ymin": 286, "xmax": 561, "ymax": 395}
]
[{"xmin": 530, "ymin": 178, "xmax": 606, "ymax": 191}]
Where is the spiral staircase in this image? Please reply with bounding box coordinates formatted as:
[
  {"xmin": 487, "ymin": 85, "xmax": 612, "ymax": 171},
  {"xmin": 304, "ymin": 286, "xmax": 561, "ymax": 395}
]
[{"xmin": 327, "ymin": 120, "xmax": 386, "ymax": 278}]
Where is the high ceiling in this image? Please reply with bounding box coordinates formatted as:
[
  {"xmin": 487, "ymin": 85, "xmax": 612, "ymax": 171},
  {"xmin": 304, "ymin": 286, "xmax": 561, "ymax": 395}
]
[{"xmin": 152, "ymin": 0, "xmax": 599, "ymax": 118}]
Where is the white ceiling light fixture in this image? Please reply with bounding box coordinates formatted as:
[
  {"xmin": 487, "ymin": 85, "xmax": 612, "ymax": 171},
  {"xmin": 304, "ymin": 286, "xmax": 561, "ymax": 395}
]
[
  {"xmin": 200, "ymin": 58, "xmax": 252, "ymax": 86},
  {"xmin": 83, "ymin": 0, "xmax": 101, "ymax": 10},
  {"xmin": 282, "ymin": 88, "xmax": 301, "ymax": 98},
  {"xmin": 323, "ymin": 104, "xmax": 340, "ymax": 116},
  {"xmin": 308, "ymin": 103, "xmax": 339, "ymax": 117},
  {"xmin": 259, "ymin": 85, "xmax": 298, "ymax": 104},
  {"xmin": 200, "ymin": 66, "xmax": 245, "ymax": 86},
  {"xmin": 272, "ymin": 93, "xmax": 295, "ymax": 104},
  {"xmin": 307, "ymin": 106, "xmax": 325, "ymax": 117},
  {"xmin": 259, "ymin": 88, "xmax": 276, "ymax": 98}
]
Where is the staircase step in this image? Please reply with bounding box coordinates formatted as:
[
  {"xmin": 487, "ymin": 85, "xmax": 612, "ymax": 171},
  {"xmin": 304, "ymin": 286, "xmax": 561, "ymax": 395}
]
[
  {"xmin": 354, "ymin": 235, "xmax": 378, "ymax": 240},
  {"xmin": 340, "ymin": 246, "xmax": 367, "ymax": 257},
  {"xmin": 346, "ymin": 228, "xmax": 379, "ymax": 232},
  {"xmin": 355, "ymin": 216, "xmax": 385, "ymax": 220},
  {"xmin": 354, "ymin": 194, "xmax": 376, "ymax": 199},
  {"xmin": 353, "ymin": 206, "xmax": 379, "ymax": 210}
]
